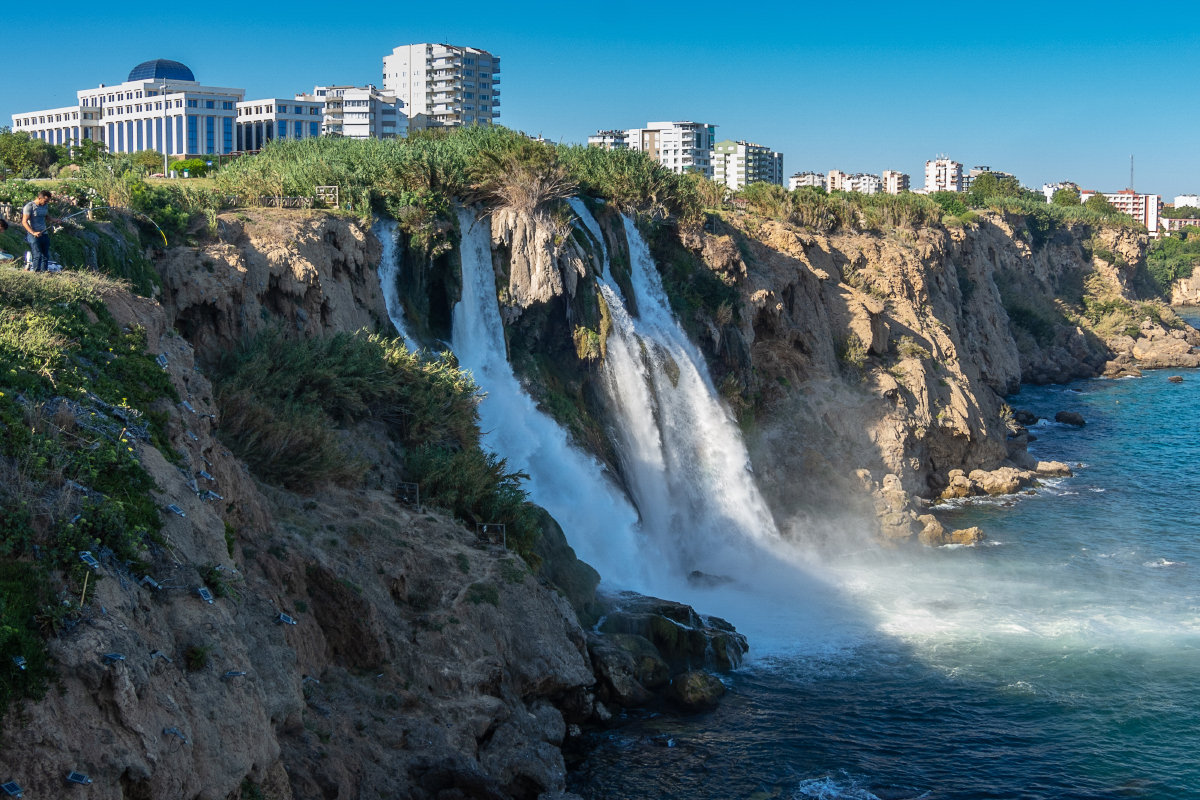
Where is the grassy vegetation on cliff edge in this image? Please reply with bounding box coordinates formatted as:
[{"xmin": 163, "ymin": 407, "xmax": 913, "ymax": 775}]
[
  {"xmin": 212, "ymin": 329, "xmax": 541, "ymax": 560},
  {"xmin": 0, "ymin": 267, "xmax": 176, "ymax": 719}
]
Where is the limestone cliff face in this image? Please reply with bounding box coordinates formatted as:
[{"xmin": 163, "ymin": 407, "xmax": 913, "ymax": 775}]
[
  {"xmin": 155, "ymin": 210, "xmax": 389, "ymax": 363},
  {"xmin": 0, "ymin": 280, "xmax": 600, "ymax": 800},
  {"xmin": 678, "ymin": 212, "xmax": 1199, "ymax": 540}
]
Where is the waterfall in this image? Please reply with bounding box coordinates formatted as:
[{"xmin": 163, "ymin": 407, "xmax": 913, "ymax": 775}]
[
  {"xmin": 570, "ymin": 201, "xmax": 781, "ymax": 577},
  {"xmin": 448, "ymin": 207, "xmax": 646, "ymax": 587},
  {"xmin": 373, "ymin": 218, "xmax": 418, "ymax": 345}
]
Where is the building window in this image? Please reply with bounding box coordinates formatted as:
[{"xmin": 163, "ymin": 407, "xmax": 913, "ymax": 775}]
[
  {"xmin": 310, "ymin": 121, "xmax": 320, "ymax": 137},
  {"xmin": 206, "ymin": 116, "xmax": 215, "ymax": 153},
  {"xmin": 223, "ymin": 117, "xmax": 233, "ymax": 152},
  {"xmin": 187, "ymin": 99, "xmax": 198, "ymax": 108},
  {"xmin": 223, "ymin": 101, "xmax": 234, "ymax": 110},
  {"xmin": 187, "ymin": 115, "xmax": 198, "ymax": 153}
]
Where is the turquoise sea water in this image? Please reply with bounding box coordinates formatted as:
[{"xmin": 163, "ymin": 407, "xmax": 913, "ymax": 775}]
[{"xmin": 569, "ymin": 367, "xmax": 1200, "ymax": 799}]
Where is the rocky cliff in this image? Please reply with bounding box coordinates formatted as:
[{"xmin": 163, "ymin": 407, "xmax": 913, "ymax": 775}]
[
  {"xmin": 0, "ymin": 209, "xmax": 744, "ymax": 800},
  {"xmin": 3, "ymin": 201, "xmax": 1194, "ymax": 799}
]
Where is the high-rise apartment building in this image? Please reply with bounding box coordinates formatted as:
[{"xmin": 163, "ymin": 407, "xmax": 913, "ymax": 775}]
[
  {"xmin": 382, "ymin": 43, "xmax": 499, "ymax": 130},
  {"xmin": 711, "ymin": 140, "xmax": 784, "ymax": 190},
  {"xmin": 12, "ymin": 59, "xmax": 243, "ymax": 157},
  {"xmin": 1080, "ymin": 189, "xmax": 1162, "ymax": 236},
  {"xmin": 925, "ymin": 158, "xmax": 963, "ymax": 193},
  {"xmin": 882, "ymin": 170, "xmax": 910, "ymax": 194},
  {"xmin": 295, "ymin": 86, "xmax": 407, "ymax": 140},
  {"xmin": 788, "ymin": 172, "xmax": 826, "ymax": 191}
]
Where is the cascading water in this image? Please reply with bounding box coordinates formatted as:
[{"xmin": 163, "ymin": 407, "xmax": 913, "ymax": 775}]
[
  {"xmin": 446, "ymin": 207, "xmax": 646, "ymax": 587},
  {"xmin": 599, "ymin": 212, "xmax": 782, "ymax": 574},
  {"xmin": 373, "ymin": 217, "xmax": 418, "ymax": 345},
  {"xmin": 567, "ymin": 200, "xmax": 857, "ymax": 645}
]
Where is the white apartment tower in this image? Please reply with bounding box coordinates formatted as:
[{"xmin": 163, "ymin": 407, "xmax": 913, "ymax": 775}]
[
  {"xmin": 625, "ymin": 121, "xmax": 717, "ymax": 177},
  {"xmin": 711, "ymin": 140, "xmax": 784, "ymax": 190},
  {"xmin": 925, "ymin": 158, "xmax": 963, "ymax": 193},
  {"xmin": 382, "ymin": 43, "xmax": 499, "ymax": 130},
  {"xmin": 882, "ymin": 170, "xmax": 910, "ymax": 194},
  {"xmin": 295, "ymin": 86, "xmax": 407, "ymax": 140}
]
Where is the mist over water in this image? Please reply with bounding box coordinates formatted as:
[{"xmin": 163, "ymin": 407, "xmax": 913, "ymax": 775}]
[{"xmin": 570, "ymin": 375, "xmax": 1200, "ymax": 799}]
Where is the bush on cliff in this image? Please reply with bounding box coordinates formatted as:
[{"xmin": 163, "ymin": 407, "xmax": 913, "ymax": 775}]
[
  {"xmin": 212, "ymin": 329, "xmax": 540, "ymax": 557},
  {"xmin": 1147, "ymin": 229, "xmax": 1200, "ymax": 294}
]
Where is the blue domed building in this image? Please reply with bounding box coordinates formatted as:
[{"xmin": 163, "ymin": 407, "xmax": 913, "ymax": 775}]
[
  {"xmin": 10, "ymin": 57, "xmax": 250, "ymax": 159},
  {"xmin": 11, "ymin": 56, "xmax": 334, "ymax": 160},
  {"xmin": 126, "ymin": 59, "xmax": 196, "ymax": 83}
]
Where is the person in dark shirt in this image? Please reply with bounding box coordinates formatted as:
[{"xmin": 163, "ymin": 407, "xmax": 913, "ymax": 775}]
[{"xmin": 21, "ymin": 190, "xmax": 54, "ymax": 272}]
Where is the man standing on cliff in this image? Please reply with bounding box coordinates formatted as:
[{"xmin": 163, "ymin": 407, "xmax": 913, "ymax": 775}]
[{"xmin": 21, "ymin": 190, "xmax": 54, "ymax": 272}]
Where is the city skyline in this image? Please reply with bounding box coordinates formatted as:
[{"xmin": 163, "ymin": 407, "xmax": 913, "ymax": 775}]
[{"xmin": 5, "ymin": 0, "xmax": 1197, "ymax": 197}]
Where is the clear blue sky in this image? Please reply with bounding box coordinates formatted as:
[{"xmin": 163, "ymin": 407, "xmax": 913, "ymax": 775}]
[{"xmin": 6, "ymin": 1, "xmax": 1197, "ymax": 197}]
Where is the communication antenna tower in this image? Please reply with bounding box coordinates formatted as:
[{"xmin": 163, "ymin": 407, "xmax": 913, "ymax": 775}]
[{"xmin": 1130, "ymin": 154, "xmax": 1135, "ymax": 192}]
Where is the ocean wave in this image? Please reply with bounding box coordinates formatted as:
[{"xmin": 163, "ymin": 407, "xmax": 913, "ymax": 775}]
[
  {"xmin": 792, "ymin": 773, "xmax": 929, "ymax": 800},
  {"xmin": 1144, "ymin": 558, "xmax": 1186, "ymax": 569}
]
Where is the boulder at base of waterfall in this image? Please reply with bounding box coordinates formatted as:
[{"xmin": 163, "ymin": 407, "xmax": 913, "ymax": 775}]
[
  {"xmin": 666, "ymin": 670, "xmax": 726, "ymax": 711},
  {"xmin": 1055, "ymin": 410, "xmax": 1086, "ymax": 426},
  {"xmin": 597, "ymin": 591, "xmax": 748, "ymax": 672},
  {"xmin": 1168, "ymin": 375, "xmax": 1184, "ymax": 384}
]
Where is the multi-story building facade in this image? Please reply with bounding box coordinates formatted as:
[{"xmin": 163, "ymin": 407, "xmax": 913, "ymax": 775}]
[
  {"xmin": 1174, "ymin": 195, "xmax": 1200, "ymax": 208},
  {"xmin": 882, "ymin": 170, "xmax": 910, "ymax": 194},
  {"xmin": 925, "ymin": 157, "xmax": 963, "ymax": 193},
  {"xmin": 1080, "ymin": 189, "xmax": 1162, "ymax": 235},
  {"xmin": 235, "ymin": 98, "xmax": 324, "ymax": 151},
  {"xmin": 587, "ymin": 129, "xmax": 629, "ymax": 150},
  {"xmin": 625, "ymin": 121, "xmax": 717, "ymax": 176},
  {"xmin": 296, "ymin": 86, "xmax": 407, "ymax": 140},
  {"xmin": 850, "ymin": 173, "xmax": 881, "ymax": 194},
  {"xmin": 826, "ymin": 171, "xmax": 881, "ymax": 194},
  {"xmin": 1163, "ymin": 217, "xmax": 1200, "ymax": 234},
  {"xmin": 587, "ymin": 121, "xmax": 716, "ymax": 176},
  {"xmin": 826, "ymin": 169, "xmax": 851, "ymax": 192},
  {"xmin": 788, "ymin": 172, "xmax": 825, "ymax": 191},
  {"xmin": 711, "ymin": 140, "xmax": 783, "ymax": 189},
  {"xmin": 382, "ymin": 43, "xmax": 499, "ymax": 130},
  {"xmin": 12, "ymin": 59, "xmax": 243, "ymax": 158}
]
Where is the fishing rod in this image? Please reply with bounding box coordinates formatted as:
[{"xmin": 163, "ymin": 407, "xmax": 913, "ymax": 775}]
[{"xmin": 58, "ymin": 206, "xmax": 169, "ymax": 246}]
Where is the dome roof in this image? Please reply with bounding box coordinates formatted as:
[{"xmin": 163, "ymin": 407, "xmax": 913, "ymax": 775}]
[{"xmin": 127, "ymin": 59, "xmax": 195, "ymax": 82}]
